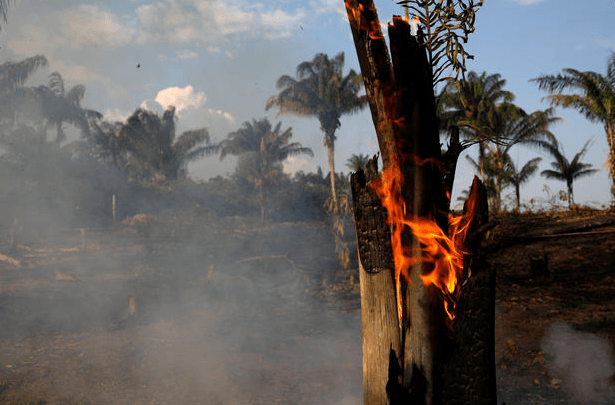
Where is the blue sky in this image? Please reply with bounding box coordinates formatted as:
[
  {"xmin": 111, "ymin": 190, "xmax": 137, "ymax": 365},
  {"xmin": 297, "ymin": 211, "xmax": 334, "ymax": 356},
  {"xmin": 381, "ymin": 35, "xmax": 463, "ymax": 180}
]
[{"xmin": 1, "ymin": 0, "xmax": 614, "ymax": 208}]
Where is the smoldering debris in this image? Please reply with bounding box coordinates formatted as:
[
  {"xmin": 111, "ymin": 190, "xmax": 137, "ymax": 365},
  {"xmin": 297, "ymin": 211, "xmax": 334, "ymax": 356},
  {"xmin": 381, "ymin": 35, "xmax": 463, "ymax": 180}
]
[
  {"xmin": 541, "ymin": 321, "xmax": 615, "ymax": 403},
  {"xmin": 0, "ymin": 212, "xmax": 362, "ymax": 404}
]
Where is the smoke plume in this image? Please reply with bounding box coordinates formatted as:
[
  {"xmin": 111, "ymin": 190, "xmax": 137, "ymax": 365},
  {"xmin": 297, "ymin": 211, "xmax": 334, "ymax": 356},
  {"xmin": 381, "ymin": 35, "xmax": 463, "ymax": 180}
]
[{"xmin": 541, "ymin": 321, "xmax": 615, "ymax": 403}]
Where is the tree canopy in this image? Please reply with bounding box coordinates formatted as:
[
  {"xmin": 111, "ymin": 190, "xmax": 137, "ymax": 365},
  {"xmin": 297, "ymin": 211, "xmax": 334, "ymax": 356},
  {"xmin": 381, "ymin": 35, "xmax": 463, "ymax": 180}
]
[
  {"xmin": 540, "ymin": 140, "xmax": 598, "ymax": 207},
  {"xmin": 117, "ymin": 106, "xmax": 215, "ymax": 183},
  {"xmin": 266, "ymin": 52, "xmax": 368, "ymax": 206},
  {"xmin": 531, "ymin": 52, "xmax": 615, "ymax": 201}
]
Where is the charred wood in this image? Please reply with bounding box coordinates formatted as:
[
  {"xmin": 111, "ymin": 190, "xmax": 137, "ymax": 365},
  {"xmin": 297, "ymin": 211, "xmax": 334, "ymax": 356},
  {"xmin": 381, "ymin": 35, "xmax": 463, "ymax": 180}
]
[{"xmin": 346, "ymin": 0, "xmax": 496, "ymax": 403}]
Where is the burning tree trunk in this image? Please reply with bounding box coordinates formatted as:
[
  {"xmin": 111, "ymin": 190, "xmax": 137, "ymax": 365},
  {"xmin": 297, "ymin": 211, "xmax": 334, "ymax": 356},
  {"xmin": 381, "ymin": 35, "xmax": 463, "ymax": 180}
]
[{"xmin": 346, "ymin": 1, "xmax": 495, "ymax": 404}]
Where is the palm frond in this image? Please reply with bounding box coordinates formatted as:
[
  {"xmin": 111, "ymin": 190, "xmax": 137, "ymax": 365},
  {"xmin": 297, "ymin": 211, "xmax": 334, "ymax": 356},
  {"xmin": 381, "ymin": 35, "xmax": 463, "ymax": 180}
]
[
  {"xmin": 572, "ymin": 167, "xmax": 599, "ymax": 180},
  {"xmin": 540, "ymin": 169, "xmax": 566, "ymax": 181},
  {"xmin": 569, "ymin": 139, "xmax": 592, "ymax": 165},
  {"xmin": 275, "ymin": 75, "xmax": 297, "ymax": 89},
  {"xmin": 0, "ymin": 54, "xmax": 48, "ymax": 92},
  {"xmin": 66, "ymin": 85, "xmax": 86, "ymax": 105},
  {"xmin": 281, "ymin": 145, "xmax": 314, "ymax": 158},
  {"xmin": 173, "ymin": 128, "xmax": 211, "ymax": 156}
]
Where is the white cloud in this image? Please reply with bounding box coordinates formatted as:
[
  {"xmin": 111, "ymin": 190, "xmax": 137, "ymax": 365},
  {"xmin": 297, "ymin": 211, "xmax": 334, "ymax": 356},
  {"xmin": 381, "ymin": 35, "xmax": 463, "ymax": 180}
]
[
  {"xmin": 207, "ymin": 108, "xmax": 236, "ymax": 125},
  {"xmin": 8, "ymin": 1, "xmax": 316, "ymax": 58},
  {"xmin": 310, "ymin": 0, "xmax": 340, "ymax": 15},
  {"xmin": 152, "ymin": 85, "xmax": 207, "ymax": 114},
  {"xmin": 225, "ymin": 50, "xmax": 235, "ymax": 59},
  {"xmin": 139, "ymin": 99, "xmax": 165, "ymax": 115},
  {"xmin": 210, "ymin": 1, "xmax": 256, "ymax": 36},
  {"xmin": 137, "ymin": 91, "xmax": 234, "ymax": 136},
  {"xmin": 177, "ymin": 49, "xmax": 198, "ymax": 60},
  {"xmin": 7, "ymin": 5, "xmax": 135, "ymax": 59},
  {"xmin": 7, "ymin": 24, "xmax": 60, "ymax": 56},
  {"xmin": 135, "ymin": 0, "xmax": 309, "ymax": 45},
  {"xmin": 260, "ymin": 8, "xmax": 306, "ymax": 38},
  {"xmin": 103, "ymin": 108, "xmax": 131, "ymax": 123},
  {"xmin": 135, "ymin": 1, "xmax": 216, "ymax": 44},
  {"xmin": 62, "ymin": 4, "xmax": 135, "ymax": 48}
]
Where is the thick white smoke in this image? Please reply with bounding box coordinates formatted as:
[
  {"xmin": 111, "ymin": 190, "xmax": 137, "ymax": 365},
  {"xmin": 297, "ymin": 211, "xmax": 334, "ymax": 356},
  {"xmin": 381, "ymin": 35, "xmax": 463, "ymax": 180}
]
[{"xmin": 541, "ymin": 321, "xmax": 615, "ymax": 403}]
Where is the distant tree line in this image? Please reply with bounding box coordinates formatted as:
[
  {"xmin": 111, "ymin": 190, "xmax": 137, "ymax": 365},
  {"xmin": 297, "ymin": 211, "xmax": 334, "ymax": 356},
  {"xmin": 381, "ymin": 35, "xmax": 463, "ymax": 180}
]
[
  {"xmin": 438, "ymin": 61, "xmax": 608, "ymax": 211},
  {"xmin": 0, "ymin": 50, "xmax": 611, "ymax": 232},
  {"xmin": 0, "ymin": 54, "xmax": 360, "ymax": 229}
]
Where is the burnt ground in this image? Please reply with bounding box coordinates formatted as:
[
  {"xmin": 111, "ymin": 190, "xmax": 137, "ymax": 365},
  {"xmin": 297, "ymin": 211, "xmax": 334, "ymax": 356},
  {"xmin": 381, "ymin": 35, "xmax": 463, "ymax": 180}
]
[
  {"xmin": 488, "ymin": 208, "xmax": 615, "ymax": 404},
  {"xmin": 0, "ymin": 207, "xmax": 613, "ymax": 404}
]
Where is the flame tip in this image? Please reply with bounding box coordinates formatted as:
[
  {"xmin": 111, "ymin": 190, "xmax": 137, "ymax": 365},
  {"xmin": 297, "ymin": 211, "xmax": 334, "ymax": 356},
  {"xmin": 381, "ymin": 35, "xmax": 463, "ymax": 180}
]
[{"xmin": 371, "ymin": 156, "xmax": 479, "ymax": 326}]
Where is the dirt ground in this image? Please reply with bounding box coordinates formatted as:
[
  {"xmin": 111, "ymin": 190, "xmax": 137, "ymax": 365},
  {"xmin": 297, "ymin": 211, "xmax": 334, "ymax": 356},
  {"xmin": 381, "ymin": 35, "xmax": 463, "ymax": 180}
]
[
  {"xmin": 0, "ymin": 208, "xmax": 614, "ymax": 404},
  {"xmin": 488, "ymin": 208, "xmax": 615, "ymax": 404}
]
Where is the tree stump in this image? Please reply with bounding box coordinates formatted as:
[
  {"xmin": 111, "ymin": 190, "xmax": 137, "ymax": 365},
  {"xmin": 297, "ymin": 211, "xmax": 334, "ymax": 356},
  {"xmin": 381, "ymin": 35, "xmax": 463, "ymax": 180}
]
[
  {"xmin": 530, "ymin": 251, "xmax": 550, "ymax": 280},
  {"xmin": 346, "ymin": 0, "xmax": 496, "ymax": 403}
]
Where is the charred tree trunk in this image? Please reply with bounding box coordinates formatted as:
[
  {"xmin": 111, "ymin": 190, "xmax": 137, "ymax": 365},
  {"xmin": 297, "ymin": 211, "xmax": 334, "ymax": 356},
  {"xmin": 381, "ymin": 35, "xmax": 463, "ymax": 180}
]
[
  {"xmin": 438, "ymin": 182, "xmax": 495, "ymax": 405},
  {"xmin": 351, "ymin": 158, "xmax": 400, "ymax": 405},
  {"xmin": 346, "ymin": 1, "xmax": 495, "ymax": 404}
]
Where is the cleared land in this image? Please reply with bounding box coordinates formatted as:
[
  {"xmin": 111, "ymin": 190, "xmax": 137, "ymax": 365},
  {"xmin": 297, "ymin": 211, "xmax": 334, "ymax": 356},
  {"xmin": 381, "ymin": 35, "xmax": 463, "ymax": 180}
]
[{"xmin": 0, "ymin": 208, "xmax": 613, "ymax": 404}]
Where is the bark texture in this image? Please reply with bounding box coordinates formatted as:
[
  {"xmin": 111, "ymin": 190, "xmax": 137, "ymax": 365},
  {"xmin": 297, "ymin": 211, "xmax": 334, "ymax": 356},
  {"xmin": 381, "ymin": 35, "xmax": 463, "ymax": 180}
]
[
  {"xmin": 346, "ymin": 1, "xmax": 496, "ymax": 404},
  {"xmin": 438, "ymin": 178, "xmax": 495, "ymax": 404},
  {"xmin": 351, "ymin": 157, "xmax": 399, "ymax": 405}
]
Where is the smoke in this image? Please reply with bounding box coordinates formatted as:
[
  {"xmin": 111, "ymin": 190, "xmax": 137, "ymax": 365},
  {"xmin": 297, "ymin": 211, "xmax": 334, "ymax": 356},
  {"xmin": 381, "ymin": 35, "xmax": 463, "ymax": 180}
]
[
  {"xmin": 541, "ymin": 321, "xmax": 615, "ymax": 403},
  {"xmin": 0, "ymin": 203, "xmax": 363, "ymax": 403},
  {"xmin": 122, "ymin": 220, "xmax": 363, "ymax": 404}
]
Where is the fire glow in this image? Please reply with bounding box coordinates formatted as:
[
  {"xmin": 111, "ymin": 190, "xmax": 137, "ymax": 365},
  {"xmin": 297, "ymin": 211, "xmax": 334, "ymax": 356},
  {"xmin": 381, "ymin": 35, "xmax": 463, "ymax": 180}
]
[
  {"xmin": 345, "ymin": 0, "xmax": 420, "ymax": 40},
  {"xmin": 370, "ymin": 162, "xmax": 477, "ymax": 330},
  {"xmin": 346, "ymin": 0, "xmax": 479, "ymax": 330}
]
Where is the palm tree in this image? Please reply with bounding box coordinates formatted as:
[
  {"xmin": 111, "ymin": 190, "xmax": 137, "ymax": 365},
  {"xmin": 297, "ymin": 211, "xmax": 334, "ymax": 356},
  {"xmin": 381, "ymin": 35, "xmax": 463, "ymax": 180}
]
[
  {"xmin": 220, "ymin": 117, "xmax": 313, "ymax": 219},
  {"xmin": 88, "ymin": 119, "xmax": 126, "ymax": 169},
  {"xmin": 36, "ymin": 72, "xmax": 102, "ymax": 144},
  {"xmin": 346, "ymin": 153, "xmax": 371, "ymax": 172},
  {"xmin": 458, "ymin": 103, "xmax": 558, "ymax": 212},
  {"xmin": 0, "ymin": 55, "xmax": 48, "ymax": 125},
  {"xmin": 0, "ymin": 54, "xmax": 48, "ymax": 93},
  {"xmin": 540, "ymin": 140, "xmax": 598, "ymax": 208},
  {"xmin": 439, "ymin": 71, "xmax": 514, "ymax": 179},
  {"xmin": 265, "ymin": 52, "xmax": 368, "ymax": 207},
  {"xmin": 442, "ymin": 71, "xmax": 560, "ymax": 212},
  {"xmin": 486, "ymin": 105, "xmax": 559, "ymax": 212},
  {"xmin": 531, "ymin": 52, "xmax": 615, "ymax": 201},
  {"xmin": 501, "ymin": 153, "xmax": 542, "ymax": 211},
  {"xmin": 119, "ymin": 106, "xmax": 216, "ymax": 183}
]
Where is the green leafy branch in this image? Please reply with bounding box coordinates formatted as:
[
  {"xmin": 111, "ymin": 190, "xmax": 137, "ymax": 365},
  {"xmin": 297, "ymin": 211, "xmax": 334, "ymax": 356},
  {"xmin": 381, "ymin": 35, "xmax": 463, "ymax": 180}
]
[{"xmin": 398, "ymin": 0, "xmax": 484, "ymax": 85}]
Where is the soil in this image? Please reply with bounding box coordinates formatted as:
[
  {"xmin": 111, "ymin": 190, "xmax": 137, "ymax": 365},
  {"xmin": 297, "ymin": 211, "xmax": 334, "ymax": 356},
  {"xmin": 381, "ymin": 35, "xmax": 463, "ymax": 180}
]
[
  {"xmin": 489, "ymin": 208, "xmax": 615, "ymax": 404},
  {"xmin": 0, "ymin": 207, "xmax": 614, "ymax": 404}
]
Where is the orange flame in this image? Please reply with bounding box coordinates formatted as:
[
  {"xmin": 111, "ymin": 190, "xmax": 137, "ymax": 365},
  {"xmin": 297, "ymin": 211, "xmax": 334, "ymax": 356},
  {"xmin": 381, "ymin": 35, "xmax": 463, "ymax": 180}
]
[
  {"xmin": 345, "ymin": 0, "xmax": 385, "ymax": 40},
  {"xmin": 370, "ymin": 161, "xmax": 476, "ymax": 330},
  {"xmin": 345, "ymin": 0, "xmax": 476, "ymax": 330},
  {"xmin": 368, "ymin": 20, "xmax": 384, "ymax": 40}
]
